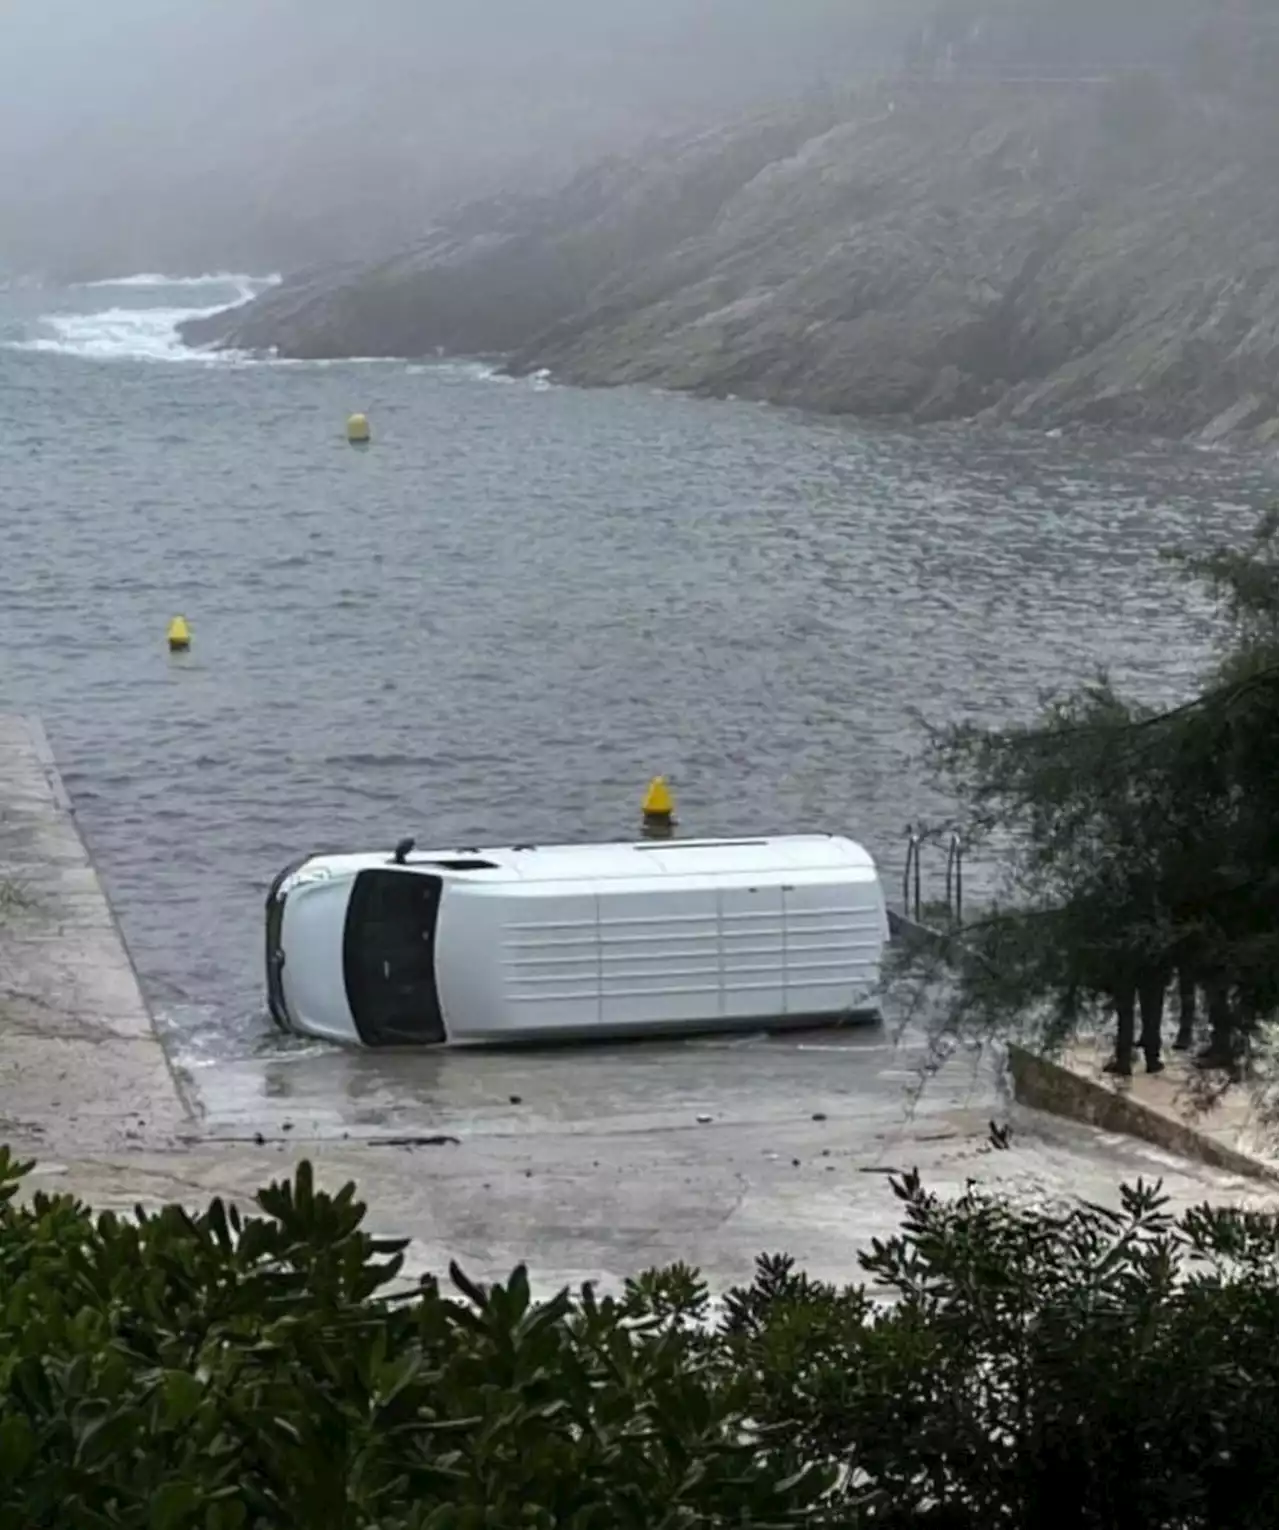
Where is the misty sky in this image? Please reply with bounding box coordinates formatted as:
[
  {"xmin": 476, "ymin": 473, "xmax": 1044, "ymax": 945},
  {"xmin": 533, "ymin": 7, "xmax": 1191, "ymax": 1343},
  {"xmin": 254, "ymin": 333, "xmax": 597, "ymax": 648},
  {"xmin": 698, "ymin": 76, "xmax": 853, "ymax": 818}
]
[{"xmin": 0, "ymin": 0, "xmax": 922, "ymax": 278}]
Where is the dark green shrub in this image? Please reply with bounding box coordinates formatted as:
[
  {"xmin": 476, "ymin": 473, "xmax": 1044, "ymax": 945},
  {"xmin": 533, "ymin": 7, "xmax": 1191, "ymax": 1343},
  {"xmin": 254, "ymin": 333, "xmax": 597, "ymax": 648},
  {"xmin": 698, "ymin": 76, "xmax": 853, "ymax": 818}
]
[
  {"xmin": 714, "ymin": 1172, "xmax": 1278, "ymax": 1529},
  {"xmin": 0, "ymin": 1147, "xmax": 831, "ymax": 1529},
  {"xmin": 0, "ymin": 1146, "xmax": 1274, "ymax": 1529}
]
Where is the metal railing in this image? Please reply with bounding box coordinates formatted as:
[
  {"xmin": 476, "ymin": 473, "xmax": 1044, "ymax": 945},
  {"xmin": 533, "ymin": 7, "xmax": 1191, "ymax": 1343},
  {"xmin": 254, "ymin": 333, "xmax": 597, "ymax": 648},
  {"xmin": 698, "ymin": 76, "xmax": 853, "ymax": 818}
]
[
  {"xmin": 900, "ymin": 824, "xmax": 965, "ymax": 926},
  {"xmin": 902, "ymin": 826, "xmax": 923, "ymax": 923}
]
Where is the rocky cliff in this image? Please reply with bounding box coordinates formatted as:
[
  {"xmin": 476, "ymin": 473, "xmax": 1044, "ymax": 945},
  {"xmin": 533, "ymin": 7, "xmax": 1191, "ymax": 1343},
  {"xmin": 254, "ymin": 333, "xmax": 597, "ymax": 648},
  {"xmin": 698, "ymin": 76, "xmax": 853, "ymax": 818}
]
[{"xmin": 183, "ymin": 79, "xmax": 1278, "ymax": 441}]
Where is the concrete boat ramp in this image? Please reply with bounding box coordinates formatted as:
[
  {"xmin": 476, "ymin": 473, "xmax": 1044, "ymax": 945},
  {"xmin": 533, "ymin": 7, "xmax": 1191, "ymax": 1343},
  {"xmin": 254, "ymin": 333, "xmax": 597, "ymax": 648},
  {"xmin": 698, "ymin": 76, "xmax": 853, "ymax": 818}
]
[{"xmin": 1, "ymin": 714, "xmax": 1272, "ymax": 1294}]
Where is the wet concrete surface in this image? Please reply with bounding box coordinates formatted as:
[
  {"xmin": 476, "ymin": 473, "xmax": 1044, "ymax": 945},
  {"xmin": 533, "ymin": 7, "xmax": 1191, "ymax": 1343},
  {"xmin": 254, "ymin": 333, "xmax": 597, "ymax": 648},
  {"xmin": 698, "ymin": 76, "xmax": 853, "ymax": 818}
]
[
  {"xmin": 0, "ymin": 715, "xmax": 190, "ymax": 1151},
  {"xmin": 180, "ymin": 1025, "xmax": 980, "ymax": 1146},
  {"xmin": 22, "ymin": 1102, "xmax": 1276, "ymax": 1299}
]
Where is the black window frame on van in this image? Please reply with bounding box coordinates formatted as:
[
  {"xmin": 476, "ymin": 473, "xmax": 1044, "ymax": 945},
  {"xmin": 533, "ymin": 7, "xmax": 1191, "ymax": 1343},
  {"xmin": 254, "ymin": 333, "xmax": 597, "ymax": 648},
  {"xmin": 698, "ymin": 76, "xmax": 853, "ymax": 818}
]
[{"xmin": 342, "ymin": 867, "xmax": 448, "ymax": 1046}]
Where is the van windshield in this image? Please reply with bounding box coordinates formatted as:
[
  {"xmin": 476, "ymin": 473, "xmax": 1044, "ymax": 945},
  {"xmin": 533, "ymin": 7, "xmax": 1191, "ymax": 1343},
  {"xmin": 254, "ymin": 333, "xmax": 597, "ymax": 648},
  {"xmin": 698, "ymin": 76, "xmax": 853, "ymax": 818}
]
[{"xmin": 342, "ymin": 869, "xmax": 446, "ymax": 1045}]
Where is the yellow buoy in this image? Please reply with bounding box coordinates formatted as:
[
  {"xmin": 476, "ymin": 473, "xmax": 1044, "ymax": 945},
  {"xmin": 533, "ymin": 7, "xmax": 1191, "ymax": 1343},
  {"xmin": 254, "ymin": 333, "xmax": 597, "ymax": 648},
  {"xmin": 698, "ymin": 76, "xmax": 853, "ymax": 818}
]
[
  {"xmin": 167, "ymin": 615, "xmax": 191, "ymax": 652},
  {"xmin": 641, "ymin": 775, "xmax": 675, "ymax": 820},
  {"xmin": 640, "ymin": 774, "xmax": 676, "ymax": 840},
  {"xmin": 346, "ymin": 412, "xmax": 371, "ymax": 444}
]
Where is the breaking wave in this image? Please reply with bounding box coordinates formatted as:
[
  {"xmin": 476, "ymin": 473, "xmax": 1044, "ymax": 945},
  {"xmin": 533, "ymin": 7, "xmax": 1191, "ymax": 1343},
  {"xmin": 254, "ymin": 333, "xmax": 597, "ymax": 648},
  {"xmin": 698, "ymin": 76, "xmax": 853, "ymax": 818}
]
[
  {"xmin": 75, "ymin": 271, "xmax": 282, "ymax": 290},
  {"xmin": 10, "ymin": 302, "xmax": 244, "ymax": 363},
  {"xmin": 3, "ymin": 272, "xmax": 275, "ymax": 362},
  {"xmin": 3, "ymin": 272, "xmax": 554, "ymax": 382}
]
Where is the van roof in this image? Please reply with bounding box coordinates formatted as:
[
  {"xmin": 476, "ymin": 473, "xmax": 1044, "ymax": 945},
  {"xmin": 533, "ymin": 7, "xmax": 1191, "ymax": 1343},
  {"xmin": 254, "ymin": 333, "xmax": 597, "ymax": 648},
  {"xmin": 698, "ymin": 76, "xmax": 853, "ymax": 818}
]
[{"xmin": 312, "ymin": 834, "xmax": 878, "ymax": 884}]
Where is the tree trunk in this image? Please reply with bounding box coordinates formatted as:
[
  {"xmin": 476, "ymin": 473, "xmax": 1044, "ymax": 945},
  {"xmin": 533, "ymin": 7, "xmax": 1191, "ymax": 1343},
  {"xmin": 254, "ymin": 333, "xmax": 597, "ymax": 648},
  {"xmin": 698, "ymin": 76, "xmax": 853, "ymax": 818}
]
[
  {"xmin": 1104, "ymin": 987, "xmax": 1137, "ymax": 1076},
  {"xmin": 1197, "ymin": 979, "xmax": 1235, "ymax": 1070},
  {"xmin": 1138, "ymin": 975, "xmax": 1166, "ymax": 1074},
  {"xmin": 1173, "ymin": 967, "xmax": 1197, "ymax": 1050}
]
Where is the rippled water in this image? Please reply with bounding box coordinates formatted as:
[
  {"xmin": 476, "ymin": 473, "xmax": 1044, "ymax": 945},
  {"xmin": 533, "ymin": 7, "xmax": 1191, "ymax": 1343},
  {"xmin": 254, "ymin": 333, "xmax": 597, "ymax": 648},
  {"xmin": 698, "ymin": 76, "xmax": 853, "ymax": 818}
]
[{"xmin": 0, "ymin": 277, "xmax": 1273, "ymax": 1074}]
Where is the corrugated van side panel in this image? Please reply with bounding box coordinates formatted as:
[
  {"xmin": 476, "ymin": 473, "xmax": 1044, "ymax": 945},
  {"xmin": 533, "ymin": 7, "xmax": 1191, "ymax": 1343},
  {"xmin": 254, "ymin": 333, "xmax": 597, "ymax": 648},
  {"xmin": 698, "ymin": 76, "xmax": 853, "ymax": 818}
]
[
  {"xmin": 500, "ymin": 890, "xmax": 602, "ymax": 1032},
  {"xmin": 599, "ymin": 886, "xmax": 722, "ymax": 1027},
  {"xmin": 718, "ymin": 883, "xmax": 786, "ymax": 1019},
  {"xmin": 782, "ymin": 874, "xmax": 886, "ymax": 1016},
  {"xmin": 436, "ymin": 885, "xmax": 601, "ymax": 1039}
]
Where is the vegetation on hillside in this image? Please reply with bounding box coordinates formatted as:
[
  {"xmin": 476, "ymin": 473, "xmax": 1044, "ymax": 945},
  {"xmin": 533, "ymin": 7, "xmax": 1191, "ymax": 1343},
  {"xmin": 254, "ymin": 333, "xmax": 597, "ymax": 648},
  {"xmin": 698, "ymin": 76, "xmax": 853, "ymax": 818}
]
[
  {"xmin": 0, "ymin": 1149, "xmax": 1274, "ymax": 1528},
  {"xmin": 897, "ymin": 512, "xmax": 1277, "ymax": 1077}
]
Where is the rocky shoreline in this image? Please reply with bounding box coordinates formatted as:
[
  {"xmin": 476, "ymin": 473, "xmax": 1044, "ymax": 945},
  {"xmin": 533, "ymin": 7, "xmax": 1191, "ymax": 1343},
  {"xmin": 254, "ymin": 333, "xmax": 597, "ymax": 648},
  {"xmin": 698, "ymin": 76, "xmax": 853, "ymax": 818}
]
[{"xmin": 183, "ymin": 82, "xmax": 1277, "ymax": 443}]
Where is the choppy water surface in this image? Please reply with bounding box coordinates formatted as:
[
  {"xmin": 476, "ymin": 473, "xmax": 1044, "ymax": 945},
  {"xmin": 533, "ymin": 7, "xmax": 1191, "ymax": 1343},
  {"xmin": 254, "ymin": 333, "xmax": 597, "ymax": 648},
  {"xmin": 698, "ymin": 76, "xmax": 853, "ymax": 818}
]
[{"xmin": 0, "ymin": 275, "xmax": 1273, "ymax": 1085}]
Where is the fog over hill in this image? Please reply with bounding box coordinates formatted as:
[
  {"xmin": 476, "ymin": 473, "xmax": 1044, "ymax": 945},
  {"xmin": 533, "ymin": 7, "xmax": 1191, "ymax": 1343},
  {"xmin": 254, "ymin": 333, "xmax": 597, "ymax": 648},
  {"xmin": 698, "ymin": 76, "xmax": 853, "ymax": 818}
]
[
  {"xmin": 6, "ymin": 0, "xmax": 1274, "ymax": 441},
  {"xmin": 0, "ymin": 0, "xmax": 929, "ymax": 279},
  {"xmin": 5, "ymin": 0, "xmax": 1257, "ymax": 282},
  {"xmin": 179, "ymin": 1, "xmax": 1276, "ymax": 441}
]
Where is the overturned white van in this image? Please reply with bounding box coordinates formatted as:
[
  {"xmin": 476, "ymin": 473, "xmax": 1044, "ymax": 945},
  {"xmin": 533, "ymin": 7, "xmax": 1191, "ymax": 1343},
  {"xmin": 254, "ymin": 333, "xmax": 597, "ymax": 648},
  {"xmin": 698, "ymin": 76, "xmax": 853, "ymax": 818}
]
[{"xmin": 265, "ymin": 834, "xmax": 889, "ymax": 1047}]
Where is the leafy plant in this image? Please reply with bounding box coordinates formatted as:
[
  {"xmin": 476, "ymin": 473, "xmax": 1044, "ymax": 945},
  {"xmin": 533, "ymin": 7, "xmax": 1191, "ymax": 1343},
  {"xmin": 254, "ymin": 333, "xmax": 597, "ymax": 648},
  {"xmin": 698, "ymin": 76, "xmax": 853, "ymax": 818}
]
[
  {"xmin": 1, "ymin": 1149, "xmax": 1274, "ymax": 1527},
  {"xmin": 0, "ymin": 1149, "xmax": 833, "ymax": 1530},
  {"xmin": 716, "ymin": 1170, "xmax": 1277, "ymax": 1528}
]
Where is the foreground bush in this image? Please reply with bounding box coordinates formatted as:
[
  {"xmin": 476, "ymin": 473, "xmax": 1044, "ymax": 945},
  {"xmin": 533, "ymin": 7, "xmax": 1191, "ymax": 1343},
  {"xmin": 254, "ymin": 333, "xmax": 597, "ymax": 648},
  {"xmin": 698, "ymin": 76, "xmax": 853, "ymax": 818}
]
[
  {"xmin": 0, "ymin": 1148, "xmax": 1274, "ymax": 1529},
  {"xmin": 0, "ymin": 1148, "xmax": 827, "ymax": 1530}
]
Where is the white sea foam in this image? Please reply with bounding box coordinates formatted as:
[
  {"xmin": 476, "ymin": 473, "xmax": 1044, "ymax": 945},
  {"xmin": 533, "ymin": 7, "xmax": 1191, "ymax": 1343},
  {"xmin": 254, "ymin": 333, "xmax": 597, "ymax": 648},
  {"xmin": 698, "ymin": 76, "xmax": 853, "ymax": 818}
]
[
  {"xmin": 4, "ymin": 272, "xmax": 553, "ymax": 382},
  {"xmin": 76, "ymin": 271, "xmax": 283, "ymax": 290},
  {"xmin": 10, "ymin": 301, "xmax": 238, "ymax": 362},
  {"xmin": 4, "ymin": 273, "xmax": 273, "ymax": 362}
]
